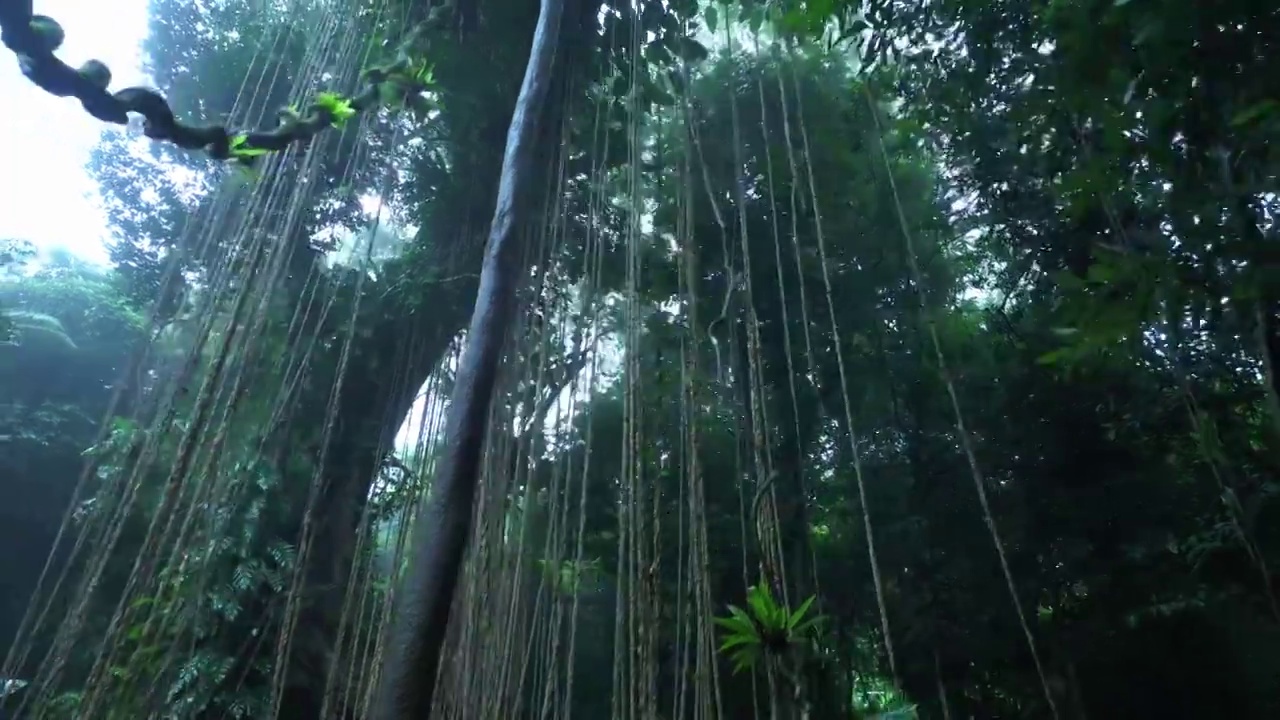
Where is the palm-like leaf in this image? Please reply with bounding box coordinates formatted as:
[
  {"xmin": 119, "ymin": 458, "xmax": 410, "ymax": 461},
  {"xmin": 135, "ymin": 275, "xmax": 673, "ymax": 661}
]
[{"xmin": 714, "ymin": 586, "xmax": 825, "ymax": 674}]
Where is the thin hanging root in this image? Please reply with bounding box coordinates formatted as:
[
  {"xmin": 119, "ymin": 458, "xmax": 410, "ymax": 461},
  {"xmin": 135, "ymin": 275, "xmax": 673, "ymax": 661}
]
[
  {"xmin": 857, "ymin": 83, "xmax": 1061, "ymax": 719},
  {"xmin": 751, "ymin": 28, "xmax": 823, "ymax": 607},
  {"xmin": 676, "ymin": 24, "xmax": 726, "ymax": 712},
  {"xmin": 18, "ymin": 3, "xmax": 417, "ymax": 717},
  {"xmin": 722, "ymin": 17, "xmax": 788, "ymax": 607},
  {"xmin": 1179, "ymin": 385, "xmax": 1280, "ymax": 622},
  {"xmin": 777, "ymin": 58, "xmax": 900, "ymax": 686},
  {"xmin": 556, "ymin": 60, "xmax": 614, "ymax": 717},
  {"xmin": 682, "ymin": 47, "xmax": 736, "ymax": 389}
]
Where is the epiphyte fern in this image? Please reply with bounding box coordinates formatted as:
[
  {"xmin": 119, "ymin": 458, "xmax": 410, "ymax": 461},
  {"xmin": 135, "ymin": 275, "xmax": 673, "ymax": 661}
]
[{"xmin": 713, "ymin": 584, "xmax": 824, "ymax": 674}]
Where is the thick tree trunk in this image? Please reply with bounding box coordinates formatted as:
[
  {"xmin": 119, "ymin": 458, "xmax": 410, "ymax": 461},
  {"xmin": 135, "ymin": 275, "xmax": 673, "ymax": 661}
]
[
  {"xmin": 371, "ymin": 0, "xmax": 566, "ymax": 716},
  {"xmin": 279, "ymin": 283, "xmax": 474, "ymax": 717}
]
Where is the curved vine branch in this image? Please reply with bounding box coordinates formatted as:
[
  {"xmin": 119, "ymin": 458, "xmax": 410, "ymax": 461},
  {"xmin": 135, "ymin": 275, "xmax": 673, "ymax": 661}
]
[{"xmin": 0, "ymin": 2, "xmax": 441, "ymax": 163}]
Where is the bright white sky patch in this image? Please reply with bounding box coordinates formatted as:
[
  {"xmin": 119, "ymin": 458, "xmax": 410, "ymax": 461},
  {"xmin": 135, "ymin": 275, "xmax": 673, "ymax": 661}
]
[{"xmin": 0, "ymin": 0, "xmax": 149, "ymax": 265}]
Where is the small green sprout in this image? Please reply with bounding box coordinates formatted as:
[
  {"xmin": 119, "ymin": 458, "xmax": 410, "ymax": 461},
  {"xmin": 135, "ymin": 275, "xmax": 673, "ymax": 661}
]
[
  {"xmin": 415, "ymin": 62, "xmax": 435, "ymax": 86},
  {"xmin": 314, "ymin": 91, "xmax": 357, "ymax": 128},
  {"xmin": 228, "ymin": 133, "xmax": 268, "ymax": 159}
]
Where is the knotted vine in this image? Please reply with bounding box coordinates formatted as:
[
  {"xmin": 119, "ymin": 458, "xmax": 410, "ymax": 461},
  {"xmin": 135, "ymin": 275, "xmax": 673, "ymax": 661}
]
[{"xmin": 0, "ymin": 0, "xmax": 444, "ymax": 164}]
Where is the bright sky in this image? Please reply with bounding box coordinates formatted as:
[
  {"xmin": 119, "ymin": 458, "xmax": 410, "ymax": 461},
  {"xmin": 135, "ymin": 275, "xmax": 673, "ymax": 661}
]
[{"xmin": 0, "ymin": 0, "xmax": 150, "ymax": 266}]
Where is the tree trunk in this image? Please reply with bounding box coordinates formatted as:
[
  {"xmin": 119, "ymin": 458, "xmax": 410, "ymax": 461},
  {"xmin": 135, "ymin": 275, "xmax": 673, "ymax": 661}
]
[
  {"xmin": 279, "ymin": 281, "xmax": 474, "ymax": 716},
  {"xmin": 371, "ymin": 0, "xmax": 566, "ymax": 715}
]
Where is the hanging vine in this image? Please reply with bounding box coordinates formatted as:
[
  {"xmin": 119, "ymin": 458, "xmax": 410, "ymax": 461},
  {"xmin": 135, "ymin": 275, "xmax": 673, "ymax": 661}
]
[{"xmin": 0, "ymin": 1, "xmax": 446, "ymax": 163}]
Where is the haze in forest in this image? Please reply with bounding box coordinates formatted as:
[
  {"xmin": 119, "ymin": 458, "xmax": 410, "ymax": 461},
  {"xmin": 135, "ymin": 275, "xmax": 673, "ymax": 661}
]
[{"xmin": 0, "ymin": 0, "xmax": 148, "ymax": 266}]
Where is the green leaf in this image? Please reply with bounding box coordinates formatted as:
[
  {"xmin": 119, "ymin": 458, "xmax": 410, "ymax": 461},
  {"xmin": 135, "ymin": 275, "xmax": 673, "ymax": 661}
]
[
  {"xmin": 791, "ymin": 615, "xmax": 825, "ymax": 636},
  {"xmin": 729, "ymin": 606, "xmax": 761, "ymax": 633},
  {"xmin": 712, "ymin": 616, "xmax": 750, "ymax": 634},
  {"xmin": 315, "ymin": 91, "xmax": 357, "ymax": 128},
  {"xmin": 704, "ymin": 4, "xmax": 719, "ymax": 34},
  {"xmin": 746, "ymin": 586, "xmax": 773, "ymax": 623},
  {"xmin": 729, "ymin": 647, "xmax": 760, "ymax": 674},
  {"xmin": 228, "ymin": 134, "xmax": 268, "ymax": 159},
  {"xmin": 415, "ymin": 62, "xmax": 435, "ymax": 85},
  {"xmin": 713, "ymin": 610, "xmax": 758, "ymax": 637},
  {"xmin": 1230, "ymin": 100, "xmax": 1280, "ymax": 128},
  {"xmin": 718, "ymin": 634, "xmax": 758, "ymax": 651},
  {"xmin": 787, "ymin": 595, "xmax": 816, "ymax": 629},
  {"xmin": 1036, "ymin": 348, "xmax": 1071, "ymax": 366}
]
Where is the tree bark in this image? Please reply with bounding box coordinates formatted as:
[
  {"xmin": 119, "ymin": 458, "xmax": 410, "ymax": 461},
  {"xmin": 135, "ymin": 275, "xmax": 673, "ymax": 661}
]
[{"xmin": 371, "ymin": 0, "xmax": 566, "ymax": 715}]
